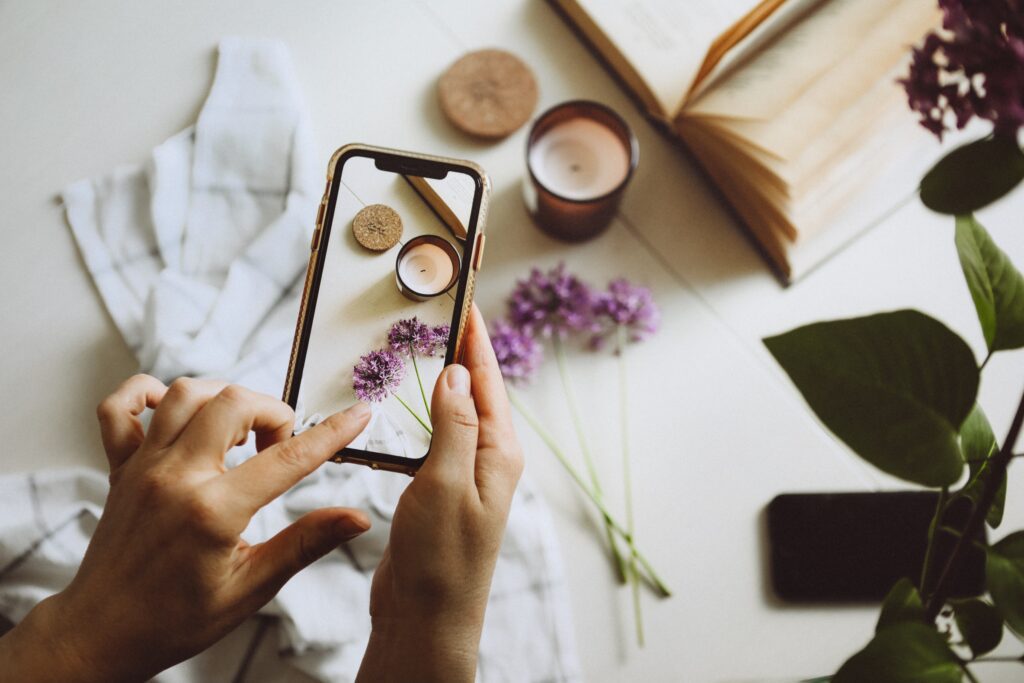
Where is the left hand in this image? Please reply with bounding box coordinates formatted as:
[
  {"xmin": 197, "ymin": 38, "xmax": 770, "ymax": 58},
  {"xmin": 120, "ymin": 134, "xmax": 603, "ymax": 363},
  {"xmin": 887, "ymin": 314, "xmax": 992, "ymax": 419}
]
[{"xmin": 0, "ymin": 376, "xmax": 372, "ymax": 683}]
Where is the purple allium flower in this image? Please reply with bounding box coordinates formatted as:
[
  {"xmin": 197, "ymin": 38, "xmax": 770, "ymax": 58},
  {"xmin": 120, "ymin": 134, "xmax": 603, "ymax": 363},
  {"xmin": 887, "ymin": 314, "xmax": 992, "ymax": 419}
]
[
  {"xmin": 900, "ymin": 1, "xmax": 1024, "ymax": 139},
  {"xmin": 590, "ymin": 279, "xmax": 661, "ymax": 351},
  {"xmin": 507, "ymin": 263, "xmax": 596, "ymax": 340},
  {"xmin": 490, "ymin": 319, "xmax": 542, "ymax": 383},
  {"xmin": 428, "ymin": 324, "xmax": 451, "ymax": 357},
  {"xmin": 352, "ymin": 349, "xmax": 405, "ymax": 403},
  {"xmin": 387, "ymin": 317, "xmax": 447, "ymax": 357}
]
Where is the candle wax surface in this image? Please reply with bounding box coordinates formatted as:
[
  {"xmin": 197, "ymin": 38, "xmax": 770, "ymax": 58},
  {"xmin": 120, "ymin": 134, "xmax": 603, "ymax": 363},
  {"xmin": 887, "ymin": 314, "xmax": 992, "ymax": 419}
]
[
  {"xmin": 528, "ymin": 118, "xmax": 630, "ymax": 200},
  {"xmin": 400, "ymin": 242, "xmax": 455, "ymax": 294}
]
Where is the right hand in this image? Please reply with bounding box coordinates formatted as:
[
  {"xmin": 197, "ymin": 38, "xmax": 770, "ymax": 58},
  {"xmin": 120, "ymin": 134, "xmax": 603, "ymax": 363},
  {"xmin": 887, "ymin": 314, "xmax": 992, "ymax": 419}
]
[{"xmin": 357, "ymin": 306, "xmax": 525, "ymax": 683}]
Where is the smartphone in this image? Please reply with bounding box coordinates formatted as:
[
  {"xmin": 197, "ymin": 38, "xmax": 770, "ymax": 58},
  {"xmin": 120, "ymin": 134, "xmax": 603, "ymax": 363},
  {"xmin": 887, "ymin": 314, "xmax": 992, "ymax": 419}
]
[
  {"xmin": 283, "ymin": 144, "xmax": 490, "ymax": 475},
  {"xmin": 767, "ymin": 491, "xmax": 986, "ymax": 602}
]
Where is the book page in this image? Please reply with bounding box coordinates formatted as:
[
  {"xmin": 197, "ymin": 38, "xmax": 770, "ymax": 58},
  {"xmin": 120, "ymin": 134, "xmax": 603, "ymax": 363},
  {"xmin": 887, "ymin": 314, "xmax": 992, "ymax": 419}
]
[
  {"xmin": 565, "ymin": 0, "xmax": 763, "ymax": 117},
  {"xmin": 690, "ymin": 0, "xmax": 937, "ymax": 161},
  {"xmin": 683, "ymin": 0, "xmax": 909, "ymax": 123}
]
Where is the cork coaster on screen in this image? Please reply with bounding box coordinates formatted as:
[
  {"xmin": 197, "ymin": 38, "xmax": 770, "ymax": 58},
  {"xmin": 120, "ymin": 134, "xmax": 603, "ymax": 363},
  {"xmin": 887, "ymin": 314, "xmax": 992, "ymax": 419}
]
[
  {"xmin": 438, "ymin": 49, "xmax": 538, "ymax": 139},
  {"xmin": 352, "ymin": 204, "xmax": 403, "ymax": 251}
]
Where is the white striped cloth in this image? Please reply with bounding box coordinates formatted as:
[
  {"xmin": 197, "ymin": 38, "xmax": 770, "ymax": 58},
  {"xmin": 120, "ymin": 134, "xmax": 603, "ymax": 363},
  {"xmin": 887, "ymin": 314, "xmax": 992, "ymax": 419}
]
[{"xmin": 0, "ymin": 38, "xmax": 580, "ymax": 683}]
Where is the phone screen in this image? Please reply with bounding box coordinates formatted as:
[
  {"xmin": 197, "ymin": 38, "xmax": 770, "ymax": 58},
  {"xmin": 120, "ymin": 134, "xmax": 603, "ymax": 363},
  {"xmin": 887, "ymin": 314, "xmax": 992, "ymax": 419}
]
[
  {"xmin": 767, "ymin": 491, "xmax": 986, "ymax": 602},
  {"xmin": 290, "ymin": 150, "xmax": 482, "ymax": 467}
]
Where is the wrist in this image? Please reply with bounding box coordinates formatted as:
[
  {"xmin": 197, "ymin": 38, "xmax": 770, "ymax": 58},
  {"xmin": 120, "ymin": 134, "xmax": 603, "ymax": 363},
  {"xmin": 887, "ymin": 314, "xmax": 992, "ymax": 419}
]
[
  {"xmin": 358, "ymin": 610, "xmax": 484, "ymax": 683},
  {"xmin": 0, "ymin": 592, "xmax": 103, "ymax": 683}
]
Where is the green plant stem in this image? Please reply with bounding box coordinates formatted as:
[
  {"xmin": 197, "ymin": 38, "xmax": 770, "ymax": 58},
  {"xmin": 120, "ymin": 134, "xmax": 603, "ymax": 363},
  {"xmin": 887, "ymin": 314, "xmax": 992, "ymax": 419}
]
[
  {"xmin": 919, "ymin": 487, "xmax": 948, "ymax": 597},
  {"xmin": 410, "ymin": 352, "xmax": 431, "ymax": 421},
  {"xmin": 393, "ymin": 393, "xmax": 433, "ymax": 435},
  {"xmin": 552, "ymin": 336, "xmax": 628, "ymax": 582},
  {"xmin": 979, "ymin": 351, "xmax": 993, "ymax": 372},
  {"xmin": 972, "ymin": 655, "xmax": 1024, "ymax": 663},
  {"xmin": 618, "ymin": 326, "xmax": 644, "ymax": 646},
  {"xmin": 508, "ymin": 388, "xmax": 672, "ymax": 597},
  {"xmin": 961, "ymin": 664, "xmax": 980, "ymax": 683},
  {"xmin": 924, "ymin": 385, "xmax": 1024, "ymax": 622}
]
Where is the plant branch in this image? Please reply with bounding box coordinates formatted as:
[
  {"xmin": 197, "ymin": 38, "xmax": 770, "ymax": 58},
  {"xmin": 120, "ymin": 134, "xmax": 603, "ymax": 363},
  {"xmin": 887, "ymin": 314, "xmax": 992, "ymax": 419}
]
[
  {"xmin": 924, "ymin": 385, "xmax": 1024, "ymax": 621},
  {"xmin": 919, "ymin": 487, "xmax": 948, "ymax": 597},
  {"xmin": 618, "ymin": 326, "xmax": 644, "ymax": 646},
  {"xmin": 553, "ymin": 336, "xmax": 628, "ymax": 582},
  {"xmin": 410, "ymin": 352, "xmax": 431, "ymax": 421},
  {"xmin": 508, "ymin": 389, "xmax": 671, "ymax": 597},
  {"xmin": 979, "ymin": 351, "xmax": 993, "ymax": 372},
  {"xmin": 392, "ymin": 393, "xmax": 432, "ymax": 435}
]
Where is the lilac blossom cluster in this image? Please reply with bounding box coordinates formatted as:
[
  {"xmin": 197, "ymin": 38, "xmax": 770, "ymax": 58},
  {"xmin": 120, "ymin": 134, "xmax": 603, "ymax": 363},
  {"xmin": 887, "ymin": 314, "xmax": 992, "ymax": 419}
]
[
  {"xmin": 901, "ymin": 0, "xmax": 1024, "ymax": 139},
  {"xmin": 493, "ymin": 263, "xmax": 660, "ymax": 381},
  {"xmin": 387, "ymin": 318, "xmax": 449, "ymax": 357},
  {"xmin": 590, "ymin": 278, "xmax": 661, "ymax": 351},
  {"xmin": 490, "ymin": 320, "xmax": 543, "ymax": 384},
  {"xmin": 353, "ymin": 349, "xmax": 405, "ymax": 403},
  {"xmin": 507, "ymin": 263, "xmax": 597, "ymax": 340}
]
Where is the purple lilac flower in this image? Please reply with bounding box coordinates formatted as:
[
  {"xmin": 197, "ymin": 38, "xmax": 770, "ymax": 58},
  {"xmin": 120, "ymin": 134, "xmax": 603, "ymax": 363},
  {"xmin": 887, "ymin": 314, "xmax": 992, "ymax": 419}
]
[
  {"xmin": 428, "ymin": 324, "xmax": 451, "ymax": 356},
  {"xmin": 490, "ymin": 319, "xmax": 543, "ymax": 384},
  {"xmin": 352, "ymin": 349, "xmax": 405, "ymax": 403},
  {"xmin": 507, "ymin": 263, "xmax": 596, "ymax": 340},
  {"xmin": 590, "ymin": 278, "xmax": 661, "ymax": 351},
  {"xmin": 900, "ymin": 1, "xmax": 1024, "ymax": 139},
  {"xmin": 387, "ymin": 317, "xmax": 448, "ymax": 357}
]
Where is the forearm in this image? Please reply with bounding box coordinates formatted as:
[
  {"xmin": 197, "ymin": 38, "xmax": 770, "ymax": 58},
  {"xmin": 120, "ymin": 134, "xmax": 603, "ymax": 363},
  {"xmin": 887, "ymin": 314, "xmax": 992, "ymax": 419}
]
[{"xmin": 356, "ymin": 613, "xmax": 483, "ymax": 683}]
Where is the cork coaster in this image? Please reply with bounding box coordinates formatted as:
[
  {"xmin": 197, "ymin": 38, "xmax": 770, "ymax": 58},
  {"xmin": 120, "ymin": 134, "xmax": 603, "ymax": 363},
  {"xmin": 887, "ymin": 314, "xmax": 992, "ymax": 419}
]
[
  {"xmin": 438, "ymin": 49, "xmax": 538, "ymax": 139},
  {"xmin": 352, "ymin": 204, "xmax": 403, "ymax": 251}
]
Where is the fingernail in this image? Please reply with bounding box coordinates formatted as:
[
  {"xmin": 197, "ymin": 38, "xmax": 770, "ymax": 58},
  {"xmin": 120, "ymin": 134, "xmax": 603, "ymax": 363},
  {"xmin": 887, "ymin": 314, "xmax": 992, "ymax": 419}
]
[
  {"xmin": 336, "ymin": 515, "xmax": 370, "ymax": 540},
  {"xmin": 446, "ymin": 364, "xmax": 470, "ymax": 396},
  {"xmin": 344, "ymin": 402, "xmax": 371, "ymax": 419}
]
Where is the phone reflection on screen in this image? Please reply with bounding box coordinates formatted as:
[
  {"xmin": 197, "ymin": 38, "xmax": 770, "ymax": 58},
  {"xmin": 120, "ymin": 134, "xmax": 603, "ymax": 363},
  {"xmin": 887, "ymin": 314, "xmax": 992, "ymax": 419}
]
[{"xmin": 295, "ymin": 155, "xmax": 478, "ymax": 462}]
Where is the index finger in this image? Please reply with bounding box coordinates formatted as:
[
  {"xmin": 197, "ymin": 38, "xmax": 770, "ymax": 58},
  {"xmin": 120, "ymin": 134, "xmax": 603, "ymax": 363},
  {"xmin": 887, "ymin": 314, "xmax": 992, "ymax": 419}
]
[{"xmin": 214, "ymin": 402, "xmax": 371, "ymax": 514}]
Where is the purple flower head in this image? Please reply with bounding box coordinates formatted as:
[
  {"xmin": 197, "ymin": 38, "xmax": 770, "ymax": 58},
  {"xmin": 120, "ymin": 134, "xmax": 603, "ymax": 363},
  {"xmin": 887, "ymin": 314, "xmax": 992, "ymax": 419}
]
[
  {"xmin": 900, "ymin": 1, "xmax": 1024, "ymax": 139},
  {"xmin": 388, "ymin": 317, "xmax": 447, "ymax": 357},
  {"xmin": 490, "ymin": 319, "xmax": 543, "ymax": 384},
  {"xmin": 507, "ymin": 263, "xmax": 596, "ymax": 340},
  {"xmin": 352, "ymin": 349, "xmax": 405, "ymax": 403},
  {"xmin": 429, "ymin": 324, "xmax": 451, "ymax": 357},
  {"xmin": 590, "ymin": 279, "xmax": 660, "ymax": 351}
]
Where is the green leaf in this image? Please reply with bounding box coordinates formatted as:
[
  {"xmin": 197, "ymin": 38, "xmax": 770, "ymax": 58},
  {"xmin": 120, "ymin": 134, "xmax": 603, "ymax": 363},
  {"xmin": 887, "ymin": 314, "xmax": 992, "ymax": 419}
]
[
  {"xmin": 954, "ymin": 214, "xmax": 1024, "ymax": 352},
  {"xmin": 987, "ymin": 531, "xmax": 1024, "ymax": 637},
  {"xmin": 764, "ymin": 310, "xmax": 978, "ymax": 487},
  {"xmin": 834, "ymin": 623, "xmax": 963, "ymax": 683},
  {"xmin": 877, "ymin": 578, "xmax": 925, "ymax": 633},
  {"xmin": 959, "ymin": 404, "xmax": 1006, "ymax": 528},
  {"xmin": 921, "ymin": 136, "xmax": 1024, "ymax": 214},
  {"xmin": 950, "ymin": 598, "xmax": 1003, "ymax": 658}
]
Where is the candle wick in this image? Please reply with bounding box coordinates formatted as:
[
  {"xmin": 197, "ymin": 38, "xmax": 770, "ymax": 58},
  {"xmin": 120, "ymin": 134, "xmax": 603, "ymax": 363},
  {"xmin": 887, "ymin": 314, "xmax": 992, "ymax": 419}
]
[{"xmin": 570, "ymin": 164, "xmax": 581, "ymax": 172}]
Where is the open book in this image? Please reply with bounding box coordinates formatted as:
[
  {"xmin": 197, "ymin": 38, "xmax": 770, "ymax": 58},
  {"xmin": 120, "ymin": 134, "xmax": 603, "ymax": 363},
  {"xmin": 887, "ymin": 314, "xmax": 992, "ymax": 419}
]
[{"xmin": 552, "ymin": 0, "xmax": 940, "ymax": 282}]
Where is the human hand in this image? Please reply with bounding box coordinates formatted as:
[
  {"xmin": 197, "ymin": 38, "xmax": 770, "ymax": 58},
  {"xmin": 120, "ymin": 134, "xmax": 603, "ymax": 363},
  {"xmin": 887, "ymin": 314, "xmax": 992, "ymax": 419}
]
[
  {"xmin": 357, "ymin": 307, "xmax": 525, "ymax": 683},
  {"xmin": 0, "ymin": 376, "xmax": 372, "ymax": 683}
]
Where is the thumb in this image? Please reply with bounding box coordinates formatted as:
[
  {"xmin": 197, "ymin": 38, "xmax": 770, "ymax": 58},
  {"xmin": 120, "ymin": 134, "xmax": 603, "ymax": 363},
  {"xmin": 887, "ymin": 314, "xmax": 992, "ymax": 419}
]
[
  {"xmin": 245, "ymin": 507, "xmax": 370, "ymax": 596},
  {"xmin": 419, "ymin": 364, "xmax": 478, "ymax": 486}
]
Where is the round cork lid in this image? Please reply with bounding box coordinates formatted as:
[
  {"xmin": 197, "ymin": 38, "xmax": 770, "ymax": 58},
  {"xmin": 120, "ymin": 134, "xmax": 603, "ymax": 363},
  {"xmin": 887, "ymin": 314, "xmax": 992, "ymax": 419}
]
[
  {"xmin": 438, "ymin": 49, "xmax": 538, "ymax": 139},
  {"xmin": 352, "ymin": 204, "xmax": 403, "ymax": 251}
]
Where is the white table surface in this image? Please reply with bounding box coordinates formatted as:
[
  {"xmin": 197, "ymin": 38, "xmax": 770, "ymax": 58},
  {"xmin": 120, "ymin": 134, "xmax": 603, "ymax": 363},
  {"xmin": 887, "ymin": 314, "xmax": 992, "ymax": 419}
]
[{"xmin": 2, "ymin": 2, "xmax": 1022, "ymax": 681}]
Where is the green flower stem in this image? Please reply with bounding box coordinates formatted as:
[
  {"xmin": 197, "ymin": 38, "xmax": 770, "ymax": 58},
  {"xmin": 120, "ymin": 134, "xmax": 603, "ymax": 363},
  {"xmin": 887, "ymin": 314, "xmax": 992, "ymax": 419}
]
[
  {"xmin": 552, "ymin": 336, "xmax": 628, "ymax": 582},
  {"xmin": 919, "ymin": 486, "xmax": 948, "ymax": 597},
  {"xmin": 618, "ymin": 325, "xmax": 643, "ymax": 646},
  {"xmin": 410, "ymin": 352, "xmax": 431, "ymax": 421},
  {"xmin": 508, "ymin": 388, "xmax": 671, "ymax": 598},
  {"xmin": 393, "ymin": 393, "xmax": 432, "ymax": 435}
]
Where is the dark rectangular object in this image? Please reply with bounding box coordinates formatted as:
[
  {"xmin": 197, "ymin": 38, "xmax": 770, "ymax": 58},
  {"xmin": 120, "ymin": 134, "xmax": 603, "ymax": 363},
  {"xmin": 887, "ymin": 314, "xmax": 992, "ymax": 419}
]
[{"xmin": 767, "ymin": 491, "xmax": 987, "ymax": 603}]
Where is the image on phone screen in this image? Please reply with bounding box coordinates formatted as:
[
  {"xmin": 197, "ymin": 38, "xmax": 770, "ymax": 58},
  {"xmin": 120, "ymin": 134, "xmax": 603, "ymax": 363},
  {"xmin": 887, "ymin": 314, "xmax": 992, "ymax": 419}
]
[{"xmin": 291, "ymin": 151, "xmax": 482, "ymax": 466}]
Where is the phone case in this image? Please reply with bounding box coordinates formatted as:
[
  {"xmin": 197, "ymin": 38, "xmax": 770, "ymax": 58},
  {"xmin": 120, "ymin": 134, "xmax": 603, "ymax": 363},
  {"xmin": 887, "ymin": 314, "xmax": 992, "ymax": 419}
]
[{"xmin": 282, "ymin": 144, "xmax": 490, "ymax": 475}]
